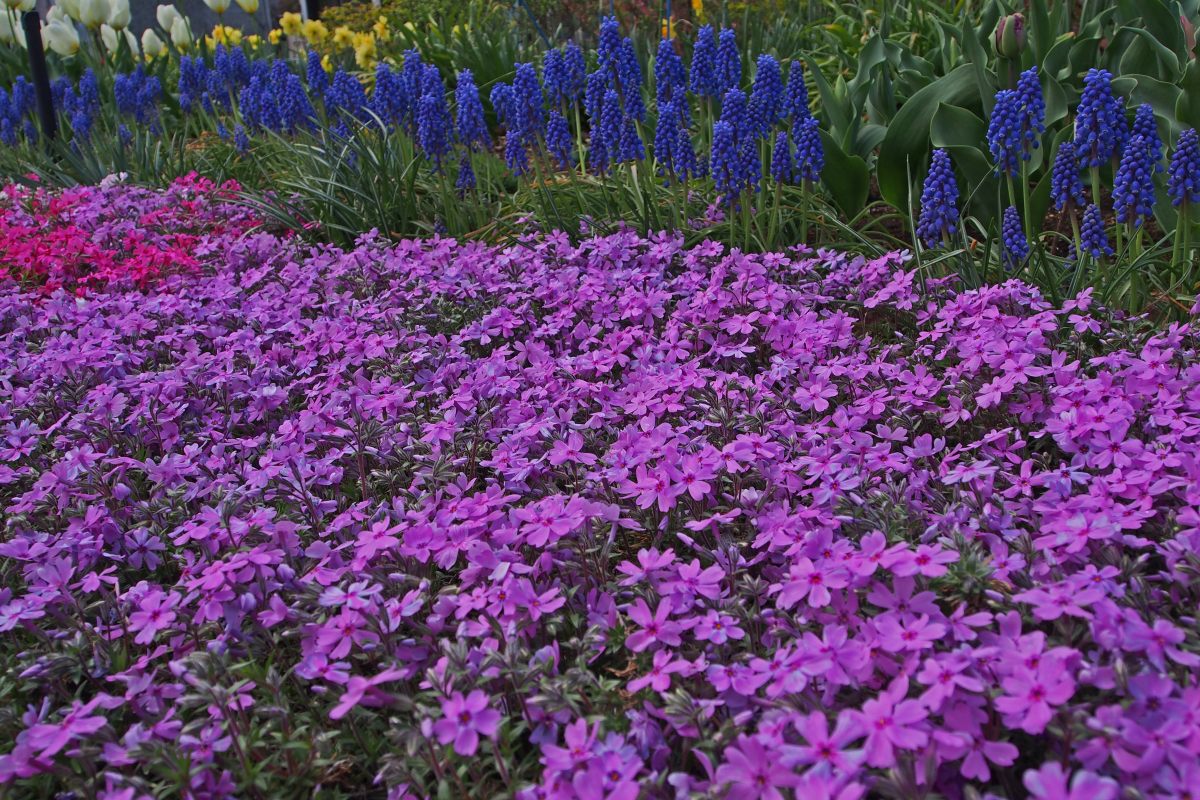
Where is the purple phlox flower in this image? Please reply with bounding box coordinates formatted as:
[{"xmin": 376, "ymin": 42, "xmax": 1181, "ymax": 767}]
[
  {"xmin": 432, "ymin": 690, "xmax": 501, "ymax": 755},
  {"xmin": 23, "ymin": 695, "xmax": 113, "ymax": 759},
  {"xmin": 995, "ymin": 657, "xmax": 1076, "ymax": 734},
  {"xmin": 628, "ymin": 649, "xmax": 690, "ymax": 693},
  {"xmin": 854, "ymin": 676, "xmax": 929, "ymax": 768},
  {"xmin": 1023, "ymin": 762, "xmax": 1118, "ymax": 800},
  {"xmin": 789, "ymin": 711, "xmax": 863, "ymax": 775},
  {"xmin": 916, "ymin": 652, "xmax": 984, "ymax": 709},
  {"xmin": 715, "ymin": 734, "xmax": 801, "ymax": 799},
  {"xmin": 775, "ymin": 557, "xmax": 848, "ymax": 609},
  {"xmin": 625, "ymin": 597, "xmax": 683, "ymax": 651}
]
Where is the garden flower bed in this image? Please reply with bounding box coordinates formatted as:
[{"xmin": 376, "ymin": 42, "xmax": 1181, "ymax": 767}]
[
  {"xmin": 1, "ymin": 191, "xmax": 1199, "ymax": 798},
  {"xmin": 0, "ymin": 174, "xmax": 260, "ymax": 294}
]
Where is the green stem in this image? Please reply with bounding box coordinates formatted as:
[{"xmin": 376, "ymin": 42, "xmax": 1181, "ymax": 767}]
[{"xmin": 1020, "ymin": 161, "xmax": 1033, "ymax": 252}]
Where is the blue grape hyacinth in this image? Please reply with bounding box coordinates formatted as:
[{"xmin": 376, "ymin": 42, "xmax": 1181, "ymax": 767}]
[
  {"xmin": 1114, "ymin": 134, "xmax": 1156, "ymax": 227},
  {"xmin": 1169, "ymin": 128, "xmax": 1200, "ymax": 207},
  {"xmin": 712, "ymin": 120, "xmax": 745, "ymax": 201},
  {"xmin": 455, "ymin": 151, "xmax": 476, "ymax": 195},
  {"xmin": 1015, "ymin": 66, "xmax": 1045, "ymax": 155},
  {"xmin": 916, "ymin": 149, "xmax": 960, "ymax": 247},
  {"xmin": 1050, "ymin": 140, "xmax": 1086, "ymax": 212},
  {"xmin": 750, "ymin": 54, "xmax": 784, "ymax": 138},
  {"xmin": 690, "ymin": 25, "xmax": 719, "ymax": 99},
  {"xmin": 717, "ymin": 29, "xmax": 741, "ymax": 94},
  {"xmin": 546, "ymin": 109, "xmax": 573, "ymax": 169},
  {"xmin": 792, "ymin": 116, "xmax": 823, "ymax": 183},
  {"xmin": 786, "ymin": 61, "xmax": 810, "ymax": 123},
  {"xmin": 987, "ymin": 90, "xmax": 1024, "ymax": 177},
  {"xmin": 1131, "ymin": 103, "xmax": 1164, "ymax": 172},
  {"xmin": 655, "ymin": 38, "xmax": 687, "ymax": 109},
  {"xmin": 770, "ymin": 131, "xmax": 792, "ymax": 184},
  {"xmin": 455, "ymin": 69, "xmax": 490, "ymax": 151},
  {"xmin": 617, "ymin": 38, "xmax": 646, "ymax": 121},
  {"xmin": 1079, "ymin": 204, "xmax": 1113, "ymax": 259},
  {"xmin": 1074, "ymin": 68, "xmax": 1126, "ymax": 168},
  {"xmin": 1001, "ymin": 205, "xmax": 1029, "ymax": 269}
]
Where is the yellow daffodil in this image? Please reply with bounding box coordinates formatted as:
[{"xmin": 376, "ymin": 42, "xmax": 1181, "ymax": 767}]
[
  {"xmin": 209, "ymin": 23, "xmax": 241, "ymax": 46},
  {"xmin": 353, "ymin": 32, "xmax": 376, "ymax": 68},
  {"xmin": 268, "ymin": 28, "xmax": 282, "ymax": 44},
  {"xmin": 321, "ymin": 53, "xmax": 333, "ymax": 73},
  {"xmin": 245, "ymin": 33, "xmax": 261, "ymax": 47},
  {"xmin": 332, "ymin": 25, "xmax": 354, "ymax": 48},
  {"xmin": 372, "ymin": 16, "xmax": 389, "ymax": 40},
  {"xmin": 691, "ymin": 0, "xmax": 704, "ymax": 22},
  {"xmin": 279, "ymin": 11, "xmax": 302, "ymax": 36},
  {"xmin": 302, "ymin": 19, "xmax": 327, "ymax": 43}
]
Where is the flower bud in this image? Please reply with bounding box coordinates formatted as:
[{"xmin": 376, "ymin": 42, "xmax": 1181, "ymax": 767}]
[
  {"xmin": 142, "ymin": 28, "xmax": 166, "ymax": 58},
  {"xmin": 170, "ymin": 15, "xmax": 191, "ymax": 47},
  {"xmin": 107, "ymin": 0, "xmax": 130, "ymax": 30},
  {"xmin": 994, "ymin": 13, "xmax": 1026, "ymax": 59},
  {"xmin": 235, "ymin": 0, "xmax": 258, "ymax": 14},
  {"xmin": 80, "ymin": 0, "xmax": 111, "ymax": 29},
  {"xmin": 99, "ymin": 22, "xmax": 118, "ymax": 51},
  {"xmin": 156, "ymin": 3, "xmax": 180, "ymax": 31}
]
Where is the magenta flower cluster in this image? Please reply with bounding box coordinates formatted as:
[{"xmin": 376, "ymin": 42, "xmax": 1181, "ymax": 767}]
[
  {"xmin": 0, "ymin": 173, "xmax": 261, "ymax": 295},
  {"xmin": 1, "ymin": 193, "xmax": 1200, "ymax": 799}
]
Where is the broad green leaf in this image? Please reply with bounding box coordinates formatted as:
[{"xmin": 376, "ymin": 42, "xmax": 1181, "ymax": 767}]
[
  {"xmin": 1118, "ymin": 0, "xmax": 1186, "ymax": 60},
  {"xmin": 1176, "ymin": 60, "xmax": 1200, "ymax": 131},
  {"xmin": 878, "ymin": 65, "xmax": 981, "ymax": 213},
  {"xmin": 819, "ymin": 129, "xmax": 870, "ymax": 218}
]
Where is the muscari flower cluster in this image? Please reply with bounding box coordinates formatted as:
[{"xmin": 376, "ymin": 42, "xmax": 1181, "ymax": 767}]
[
  {"xmin": 0, "ymin": 77, "xmax": 36, "ymax": 147},
  {"xmin": 987, "ymin": 67, "xmax": 1044, "ymax": 178},
  {"xmin": 916, "ymin": 148, "xmax": 959, "ymax": 247},
  {"xmin": 930, "ymin": 70, "xmax": 1200, "ymax": 261},
  {"xmin": 4, "ymin": 181, "xmax": 1200, "ymax": 800}
]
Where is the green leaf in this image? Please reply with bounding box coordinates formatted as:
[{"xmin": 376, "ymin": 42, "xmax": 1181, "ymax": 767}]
[
  {"xmin": 1029, "ymin": 0, "xmax": 1053, "ymax": 63},
  {"xmin": 819, "ymin": 129, "xmax": 870, "ymax": 218},
  {"xmin": 808, "ymin": 63, "xmax": 853, "ymax": 149},
  {"xmin": 960, "ymin": 15, "xmax": 996, "ymax": 116},
  {"xmin": 1112, "ymin": 73, "xmax": 1183, "ymax": 137},
  {"xmin": 1117, "ymin": 0, "xmax": 1186, "ymax": 60},
  {"xmin": 930, "ymin": 104, "xmax": 996, "ymax": 222},
  {"xmin": 930, "ymin": 104, "xmax": 987, "ymax": 150},
  {"xmin": 1044, "ymin": 76, "xmax": 1069, "ymax": 127},
  {"xmin": 878, "ymin": 65, "xmax": 982, "ymax": 213},
  {"xmin": 1176, "ymin": 60, "xmax": 1200, "ymax": 131}
]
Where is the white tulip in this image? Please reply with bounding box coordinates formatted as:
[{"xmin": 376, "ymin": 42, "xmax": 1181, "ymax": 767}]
[
  {"xmin": 3, "ymin": 0, "xmax": 35, "ymax": 11},
  {"xmin": 141, "ymin": 27, "xmax": 166, "ymax": 57},
  {"xmin": 203, "ymin": 0, "xmax": 230, "ymax": 13},
  {"xmin": 107, "ymin": 0, "xmax": 130, "ymax": 30},
  {"xmin": 43, "ymin": 17, "xmax": 80, "ymax": 54},
  {"xmin": 99, "ymin": 21, "xmax": 117, "ymax": 50},
  {"xmin": 59, "ymin": 0, "xmax": 82, "ymax": 20},
  {"xmin": 1, "ymin": 12, "xmax": 27, "ymax": 46},
  {"xmin": 234, "ymin": 0, "xmax": 258, "ymax": 14},
  {"xmin": 169, "ymin": 15, "xmax": 190, "ymax": 46},
  {"xmin": 79, "ymin": 0, "xmax": 110, "ymax": 29},
  {"xmin": 155, "ymin": 4, "xmax": 178, "ymax": 31}
]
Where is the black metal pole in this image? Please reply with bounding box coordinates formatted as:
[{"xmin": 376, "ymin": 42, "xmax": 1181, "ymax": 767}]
[
  {"xmin": 21, "ymin": 11, "xmax": 56, "ymax": 144},
  {"xmin": 307, "ymin": 0, "xmax": 321, "ymax": 21}
]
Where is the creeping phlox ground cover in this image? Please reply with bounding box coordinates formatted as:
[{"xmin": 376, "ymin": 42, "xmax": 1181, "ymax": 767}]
[
  {"xmin": 0, "ymin": 174, "xmax": 260, "ymax": 294},
  {"xmin": 1, "ymin": 205, "xmax": 1200, "ymax": 799}
]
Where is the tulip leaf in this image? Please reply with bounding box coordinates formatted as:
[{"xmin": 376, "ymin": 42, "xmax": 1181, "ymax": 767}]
[
  {"xmin": 1176, "ymin": 60, "xmax": 1200, "ymax": 131},
  {"xmin": 818, "ymin": 129, "xmax": 870, "ymax": 218},
  {"xmin": 878, "ymin": 65, "xmax": 981, "ymax": 214}
]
